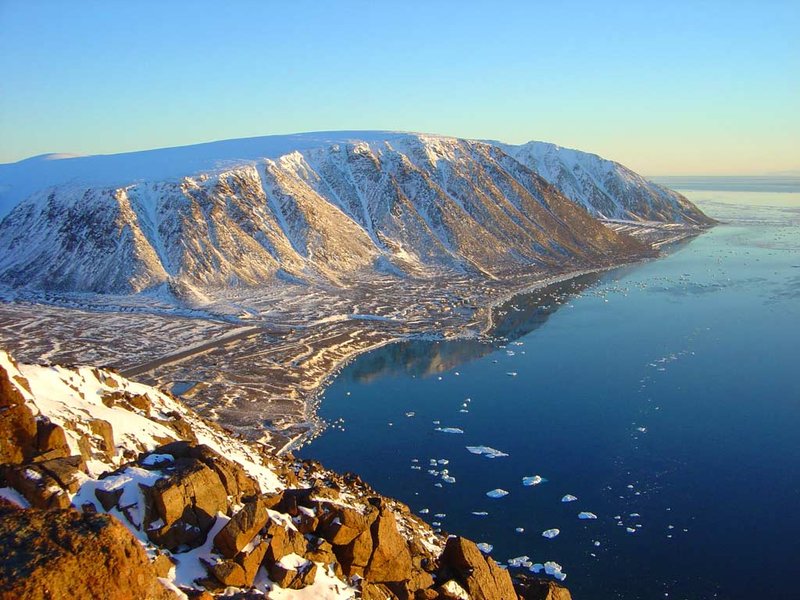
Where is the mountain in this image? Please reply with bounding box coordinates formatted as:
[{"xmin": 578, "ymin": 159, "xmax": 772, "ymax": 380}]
[
  {"xmin": 493, "ymin": 140, "xmax": 714, "ymax": 225},
  {"xmin": 0, "ymin": 132, "xmax": 710, "ymax": 297}
]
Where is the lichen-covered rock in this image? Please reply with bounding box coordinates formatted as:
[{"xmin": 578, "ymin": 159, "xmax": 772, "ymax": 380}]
[{"xmin": 0, "ymin": 501, "xmax": 177, "ymax": 600}]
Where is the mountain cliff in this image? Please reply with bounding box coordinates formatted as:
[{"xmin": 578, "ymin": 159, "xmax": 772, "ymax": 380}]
[{"xmin": 0, "ymin": 133, "xmax": 708, "ymax": 298}]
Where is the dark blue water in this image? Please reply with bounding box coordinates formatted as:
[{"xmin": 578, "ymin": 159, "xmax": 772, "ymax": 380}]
[{"xmin": 300, "ymin": 185, "xmax": 800, "ymax": 599}]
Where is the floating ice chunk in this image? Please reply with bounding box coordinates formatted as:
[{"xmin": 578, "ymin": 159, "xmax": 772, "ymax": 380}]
[
  {"xmin": 437, "ymin": 459, "xmax": 449, "ymax": 465},
  {"xmin": 472, "ymin": 511, "xmax": 489, "ymax": 516},
  {"xmin": 432, "ymin": 420, "xmax": 440, "ymax": 425},
  {"xmin": 626, "ymin": 527, "xmax": 636, "ymax": 533},
  {"xmin": 629, "ymin": 513, "xmax": 641, "ymax": 517},
  {"xmin": 561, "ymin": 494, "xmax": 578, "ymax": 502},
  {"xmin": 466, "ymin": 446, "xmax": 509, "ymax": 459},
  {"xmin": 442, "ymin": 476, "xmax": 456, "ymax": 484},
  {"xmin": 543, "ymin": 561, "xmax": 563, "ymax": 575},
  {"xmin": 434, "ymin": 513, "xmax": 446, "ymax": 518},
  {"xmin": 435, "ymin": 427, "xmax": 464, "ymax": 434},
  {"xmin": 522, "ymin": 475, "xmax": 544, "ymax": 486},
  {"xmin": 507, "ymin": 556, "xmax": 530, "ymax": 567},
  {"xmin": 506, "ymin": 372, "xmax": 518, "ymax": 377},
  {"xmin": 515, "ymin": 527, "xmax": 525, "ymax": 533},
  {"xmin": 554, "ymin": 571, "xmax": 567, "ymax": 581},
  {"xmin": 636, "ymin": 426, "xmax": 647, "ymax": 433},
  {"xmin": 486, "ymin": 489, "xmax": 509, "ymax": 498},
  {"xmin": 459, "ymin": 409, "xmax": 469, "ymax": 413},
  {"xmin": 476, "ymin": 543, "xmax": 493, "ymax": 554},
  {"xmin": 593, "ymin": 541, "xmax": 601, "ymax": 547},
  {"xmin": 419, "ymin": 508, "xmax": 430, "ymax": 514},
  {"xmin": 405, "ymin": 411, "xmax": 416, "ymax": 417},
  {"xmin": 579, "ymin": 512, "xmax": 598, "ymax": 520},
  {"xmin": 542, "ymin": 529, "xmax": 560, "ymax": 539},
  {"xmin": 531, "ymin": 563, "xmax": 544, "ymax": 573},
  {"xmin": 434, "ymin": 483, "xmax": 443, "ymax": 488}
]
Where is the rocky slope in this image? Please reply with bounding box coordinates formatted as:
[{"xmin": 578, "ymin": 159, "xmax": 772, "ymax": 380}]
[
  {"xmin": 0, "ymin": 133, "xmax": 707, "ymax": 298},
  {"xmin": 0, "ymin": 349, "xmax": 571, "ymax": 599}
]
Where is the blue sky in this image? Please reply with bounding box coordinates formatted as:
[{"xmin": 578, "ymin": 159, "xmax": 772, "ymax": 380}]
[{"xmin": 0, "ymin": 0, "xmax": 797, "ymax": 174}]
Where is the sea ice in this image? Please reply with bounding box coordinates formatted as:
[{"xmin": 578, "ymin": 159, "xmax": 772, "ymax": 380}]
[
  {"xmin": 578, "ymin": 512, "xmax": 598, "ymax": 519},
  {"xmin": 486, "ymin": 489, "xmax": 509, "ymax": 498},
  {"xmin": 530, "ymin": 563, "xmax": 544, "ymax": 573},
  {"xmin": 435, "ymin": 427, "xmax": 464, "ymax": 434},
  {"xmin": 506, "ymin": 372, "xmax": 518, "ymax": 376},
  {"xmin": 419, "ymin": 508, "xmax": 430, "ymax": 514},
  {"xmin": 561, "ymin": 494, "xmax": 578, "ymax": 502},
  {"xmin": 466, "ymin": 446, "xmax": 508, "ymax": 458},
  {"xmin": 542, "ymin": 529, "xmax": 560, "ymax": 539},
  {"xmin": 626, "ymin": 527, "xmax": 636, "ymax": 533},
  {"xmin": 515, "ymin": 527, "xmax": 525, "ymax": 533},
  {"xmin": 476, "ymin": 543, "xmax": 493, "ymax": 554},
  {"xmin": 522, "ymin": 475, "xmax": 544, "ymax": 486},
  {"xmin": 471, "ymin": 511, "xmax": 489, "ymax": 516}
]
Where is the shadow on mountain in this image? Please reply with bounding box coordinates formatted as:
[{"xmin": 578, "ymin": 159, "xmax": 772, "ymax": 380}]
[{"xmin": 340, "ymin": 272, "xmax": 606, "ymax": 383}]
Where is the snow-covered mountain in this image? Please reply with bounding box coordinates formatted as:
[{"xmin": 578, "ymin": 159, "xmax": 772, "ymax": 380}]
[
  {"xmin": 494, "ymin": 140, "xmax": 713, "ymax": 225},
  {"xmin": 0, "ymin": 132, "xmax": 708, "ymax": 296}
]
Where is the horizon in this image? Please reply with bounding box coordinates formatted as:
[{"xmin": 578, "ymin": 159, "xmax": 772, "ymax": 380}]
[{"xmin": 1, "ymin": 1, "xmax": 798, "ymax": 175}]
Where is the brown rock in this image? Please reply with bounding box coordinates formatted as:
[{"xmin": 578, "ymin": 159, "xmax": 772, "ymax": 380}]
[
  {"xmin": 334, "ymin": 527, "xmax": 372, "ymax": 578},
  {"xmin": 319, "ymin": 504, "xmax": 378, "ymax": 545},
  {"xmin": 88, "ymin": 418, "xmax": 115, "ymax": 459},
  {"xmin": 305, "ymin": 537, "xmax": 336, "ymax": 564},
  {"xmin": 35, "ymin": 419, "xmax": 70, "ymax": 458},
  {"xmin": 207, "ymin": 558, "xmax": 247, "ymax": 587},
  {"xmin": 0, "ymin": 403, "xmax": 38, "ymax": 464},
  {"xmin": 414, "ymin": 589, "xmax": 439, "ymax": 600},
  {"xmin": 0, "ymin": 503, "xmax": 177, "ymax": 600},
  {"xmin": 214, "ymin": 497, "xmax": 269, "ymax": 558},
  {"xmin": 269, "ymin": 559, "xmax": 317, "ymax": 590},
  {"xmin": 362, "ymin": 581, "xmax": 400, "ymax": 600},
  {"xmin": 514, "ymin": 573, "xmax": 573, "ymax": 600},
  {"xmin": 439, "ymin": 536, "xmax": 518, "ymax": 600},
  {"xmin": 152, "ymin": 552, "xmax": 176, "ymax": 578},
  {"xmin": 35, "ymin": 455, "xmax": 87, "ymax": 493},
  {"xmin": 2, "ymin": 464, "xmax": 70, "ymax": 509},
  {"xmin": 235, "ymin": 539, "xmax": 269, "ymax": 586},
  {"xmin": 364, "ymin": 503, "xmax": 413, "ymax": 583},
  {"xmin": 264, "ymin": 523, "xmax": 308, "ymax": 564}
]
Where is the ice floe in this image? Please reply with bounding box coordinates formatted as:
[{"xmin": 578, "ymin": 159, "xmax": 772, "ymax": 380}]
[
  {"xmin": 578, "ymin": 512, "xmax": 598, "ymax": 519},
  {"xmin": 435, "ymin": 427, "xmax": 464, "ymax": 434},
  {"xmin": 561, "ymin": 494, "xmax": 578, "ymax": 502},
  {"xmin": 466, "ymin": 446, "xmax": 509, "ymax": 459},
  {"xmin": 476, "ymin": 543, "xmax": 493, "ymax": 554},
  {"xmin": 486, "ymin": 489, "xmax": 509, "ymax": 498},
  {"xmin": 471, "ymin": 511, "xmax": 489, "ymax": 516},
  {"xmin": 542, "ymin": 528, "xmax": 560, "ymax": 539},
  {"xmin": 522, "ymin": 475, "xmax": 544, "ymax": 486}
]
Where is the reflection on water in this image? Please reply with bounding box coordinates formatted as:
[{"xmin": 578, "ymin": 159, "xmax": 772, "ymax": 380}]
[{"xmin": 342, "ymin": 273, "xmax": 604, "ymax": 383}]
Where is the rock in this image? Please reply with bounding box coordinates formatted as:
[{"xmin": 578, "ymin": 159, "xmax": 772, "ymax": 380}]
[
  {"xmin": 87, "ymin": 418, "xmax": 115, "ymax": 460},
  {"xmin": 414, "ymin": 590, "xmax": 439, "ymax": 600},
  {"xmin": 269, "ymin": 559, "xmax": 317, "ymax": 590},
  {"xmin": 206, "ymin": 558, "xmax": 247, "ymax": 588},
  {"xmin": 152, "ymin": 552, "xmax": 176, "ymax": 578},
  {"xmin": 0, "ymin": 502, "xmax": 177, "ymax": 599},
  {"xmin": 514, "ymin": 573, "xmax": 573, "ymax": 600},
  {"xmin": 362, "ymin": 581, "xmax": 399, "ymax": 600},
  {"xmin": 1, "ymin": 463, "xmax": 70, "ymax": 509},
  {"xmin": 364, "ymin": 504, "xmax": 413, "ymax": 583},
  {"xmin": 305, "ymin": 537, "xmax": 336, "ymax": 564},
  {"xmin": 334, "ymin": 527, "xmax": 373, "ymax": 578},
  {"xmin": 439, "ymin": 536, "xmax": 518, "ymax": 600},
  {"xmin": 214, "ymin": 498, "xmax": 269, "ymax": 558},
  {"xmin": 35, "ymin": 455, "xmax": 87, "ymax": 493},
  {"xmin": 235, "ymin": 539, "xmax": 269, "ymax": 586},
  {"xmin": 0, "ymin": 403, "xmax": 38, "ymax": 464},
  {"xmin": 264, "ymin": 523, "xmax": 308, "ymax": 564},
  {"xmin": 35, "ymin": 419, "xmax": 70, "ymax": 459},
  {"xmin": 319, "ymin": 504, "xmax": 378, "ymax": 545},
  {"xmin": 145, "ymin": 459, "xmax": 228, "ymax": 550}
]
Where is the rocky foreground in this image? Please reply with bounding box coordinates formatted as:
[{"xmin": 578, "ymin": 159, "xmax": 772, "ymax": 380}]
[{"xmin": 0, "ymin": 349, "xmax": 570, "ymax": 600}]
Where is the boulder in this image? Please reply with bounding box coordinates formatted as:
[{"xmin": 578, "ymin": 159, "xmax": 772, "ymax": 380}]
[
  {"xmin": 268, "ymin": 558, "xmax": 317, "ymax": 590},
  {"xmin": 334, "ymin": 527, "xmax": 372, "ymax": 578},
  {"xmin": 319, "ymin": 503, "xmax": 378, "ymax": 545},
  {"xmin": 87, "ymin": 418, "xmax": 115, "ymax": 460},
  {"xmin": 364, "ymin": 503, "xmax": 413, "ymax": 583},
  {"xmin": 439, "ymin": 536, "xmax": 518, "ymax": 600},
  {"xmin": 264, "ymin": 522, "xmax": 308, "ymax": 564},
  {"xmin": 0, "ymin": 502, "xmax": 177, "ymax": 600},
  {"xmin": 206, "ymin": 559, "xmax": 247, "ymax": 588},
  {"xmin": 1, "ymin": 464, "xmax": 70, "ymax": 509},
  {"xmin": 0, "ymin": 403, "xmax": 38, "ymax": 464},
  {"xmin": 514, "ymin": 573, "xmax": 573, "ymax": 600},
  {"xmin": 34, "ymin": 419, "xmax": 70, "ymax": 460},
  {"xmin": 34, "ymin": 455, "xmax": 87, "ymax": 494},
  {"xmin": 214, "ymin": 498, "xmax": 269, "ymax": 558},
  {"xmin": 235, "ymin": 539, "xmax": 269, "ymax": 586}
]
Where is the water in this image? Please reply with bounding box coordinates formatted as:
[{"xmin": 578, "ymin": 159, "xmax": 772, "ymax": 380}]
[{"xmin": 300, "ymin": 179, "xmax": 800, "ymax": 599}]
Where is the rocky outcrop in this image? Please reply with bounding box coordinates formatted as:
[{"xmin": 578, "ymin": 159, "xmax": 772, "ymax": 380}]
[
  {"xmin": 0, "ymin": 500, "xmax": 177, "ymax": 600},
  {"xmin": 438, "ymin": 536, "xmax": 518, "ymax": 600}
]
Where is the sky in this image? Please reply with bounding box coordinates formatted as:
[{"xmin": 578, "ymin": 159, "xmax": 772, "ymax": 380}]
[{"xmin": 0, "ymin": 0, "xmax": 797, "ymax": 175}]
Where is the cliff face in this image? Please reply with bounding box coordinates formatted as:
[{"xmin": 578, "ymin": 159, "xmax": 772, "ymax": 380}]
[
  {"xmin": 0, "ymin": 349, "xmax": 570, "ymax": 600},
  {"xmin": 0, "ymin": 133, "xmax": 708, "ymax": 297}
]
